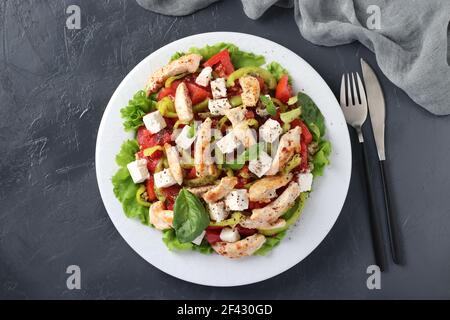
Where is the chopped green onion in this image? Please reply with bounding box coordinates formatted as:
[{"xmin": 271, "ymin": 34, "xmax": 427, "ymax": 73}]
[{"xmin": 280, "ymin": 108, "xmax": 301, "ymax": 124}]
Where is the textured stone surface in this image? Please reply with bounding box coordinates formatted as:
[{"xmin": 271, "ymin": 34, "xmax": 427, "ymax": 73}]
[{"xmin": 1, "ymin": 0, "xmax": 450, "ymax": 299}]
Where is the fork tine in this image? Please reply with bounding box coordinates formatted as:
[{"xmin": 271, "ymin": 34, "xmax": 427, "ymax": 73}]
[
  {"xmin": 346, "ymin": 74, "xmax": 352, "ymax": 106},
  {"xmin": 340, "ymin": 74, "xmax": 347, "ymax": 107},
  {"xmin": 356, "ymin": 72, "xmax": 367, "ymax": 107},
  {"xmin": 351, "ymin": 73, "xmax": 359, "ymax": 105}
]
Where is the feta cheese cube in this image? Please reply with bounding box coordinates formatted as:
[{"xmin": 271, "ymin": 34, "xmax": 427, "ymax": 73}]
[
  {"xmin": 216, "ymin": 131, "xmax": 240, "ymax": 154},
  {"xmin": 192, "ymin": 231, "xmax": 206, "ymax": 246},
  {"xmin": 154, "ymin": 169, "xmax": 177, "ymax": 188},
  {"xmin": 143, "ymin": 111, "xmax": 167, "ymax": 134},
  {"xmin": 249, "ymin": 150, "xmax": 273, "ymax": 178},
  {"xmin": 195, "ymin": 67, "xmax": 213, "ymax": 87},
  {"xmin": 225, "ymin": 189, "xmax": 249, "ymax": 211},
  {"xmin": 127, "ymin": 159, "xmax": 149, "ymax": 184},
  {"xmin": 210, "ymin": 78, "xmax": 227, "ymax": 99},
  {"xmin": 175, "ymin": 125, "xmax": 197, "ymax": 150},
  {"xmin": 208, "ymin": 98, "xmax": 231, "ymax": 116},
  {"xmin": 298, "ymin": 173, "xmax": 314, "ymax": 192},
  {"xmin": 259, "ymin": 118, "xmax": 282, "ymax": 143},
  {"xmin": 220, "ymin": 228, "xmax": 241, "ymax": 243},
  {"xmin": 208, "ymin": 202, "xmax": 229, "ymax": 222}
]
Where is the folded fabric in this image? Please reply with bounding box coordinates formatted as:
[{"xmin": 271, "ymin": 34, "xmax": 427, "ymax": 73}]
[{"xmin": 137, "ymin": 0, "xmax": 450, "ymax": 115}]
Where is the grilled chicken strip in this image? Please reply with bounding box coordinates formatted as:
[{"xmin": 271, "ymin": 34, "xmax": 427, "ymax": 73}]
[
  {"xmin": 164, "ymin": 143, "xmax": 183, "ymax": 185},
  {"xmin": 239, "ymin": 217, "xmax": 286, "ymax": 230},
  {"xmin": 194, "ymin": 118, "xmax": 217, "ymax": 178},
  {"xmin": 251, "ymin": 182, "xmax": 301, "ymax": 223},
  {"xmin": 149, "ymin": 201, "xmax": 174, "ymax": 230},
  {"xmin": 224, "ymin": 107, "xmax": 246, "ymax": 127},
  {"xmin": 212, "ymin": 234, "xmax": 266, "ymax": 259},
  {"xmin": 223, "ymin": 107, "xmax": 256, "ymax": 148},
  {"xmin": 203, "ymin": 177, "xmax": 238, "ymax": 203},
  {"xmin": 248, "ymin": 173, "xmax": 293, "ymax": 203},
  {"xmin": 266, "ymin": 127, "xmax": 302, "ymax": 176},
  {"xmin": 146, "ymin": 54, "xmax": 202, "ymax": 95},
  {"xmin": 239, "ymin": 76, "xmax": 260, "ymax": 107},
  {"xmin": 174, "ymin": 82, "xmax": 194, "ymax": 123},
  {"xmin": 187, "ymin": 185, "xmax": 214, "ymax": 197},
  {"xmin": 233, "ymin": 122, "xmax": 257, "ymax": 148}
]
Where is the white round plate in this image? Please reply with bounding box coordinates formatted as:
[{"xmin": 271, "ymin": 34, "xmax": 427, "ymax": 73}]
[{"xmin": 96, "ymin": 32, "xmax": 351, "ymax": 287}]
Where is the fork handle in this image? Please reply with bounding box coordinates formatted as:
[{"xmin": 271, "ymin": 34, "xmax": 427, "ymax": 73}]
[
  {"xmin": 379, "ymin": 160, "xmax": 401, "ymax": 264},
  {"xmin": 361, "ymin": 141, "xmax": 386, "ymax": 271}
]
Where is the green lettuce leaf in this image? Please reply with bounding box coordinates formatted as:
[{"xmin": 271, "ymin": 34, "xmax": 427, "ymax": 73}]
[
  {"xmin": 254, "ymin": 231, "xmax": 287, "ymax": 256},
  {"xmin": 312, "ymin": 140, "xmax": 332, "ymax": 177},
  {"xmin": 298, "ymin": 92, "xmax": 332, "ymax": 176},
  {"xmin": 266, "ymin": 61, "xmax": 292, "ymax": 83},
  {"xmin": 162, "ymin": 229, "xmax": 213, "ymax": 254},
  {"xmin": 112, "ymin": 140, "xmax": 149, "ymax": 225},
  {"xmin": 120, "ymin": 90, "xmax": 156, "ymax": 132},
  {"xmin": 298, "ymin": 92, "xmax": 326, "ymax": 138},
  {"xmin": 187, "ymin": 43, "xmax": 266, "ymax": 68}
]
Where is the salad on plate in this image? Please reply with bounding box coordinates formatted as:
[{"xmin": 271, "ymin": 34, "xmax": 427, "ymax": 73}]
[{"xmin": 112, "ymin": 43, "xmax": 331, "ymax": 259}]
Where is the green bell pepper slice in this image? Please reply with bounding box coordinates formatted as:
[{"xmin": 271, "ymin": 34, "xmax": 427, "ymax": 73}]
[
  {"xmin": 143, "ymin": 145, "xmax": 164, "ymax": 157},
  {"xmin": 136, "ymin": 185, "xmax": 151, "ymax": 207},
  {"xmin": 280, "ymin": 108, "xmax": 301, "ymax": 124},
  {"xmin": 209, "ymin": 212, "xmax": 243, "ymax": 227},
  {"xmin": 227, "ymin": 67, "xmax": 277, "ymax": 90},
  {"xmin": 157, "ymin": 97, "xmax": 178, "ymax": 118},
  {"xmin": 193, "ymin": 98, "xmax": 210, "ymax": 113},
  {"xmin": 229, "ymin": 96, "xmax": 243, "ymax": 107}
]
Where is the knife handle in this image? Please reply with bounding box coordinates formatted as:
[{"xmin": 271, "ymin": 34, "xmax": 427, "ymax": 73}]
[
  {"xmin": 379, "ymin": 160, "xmax": 401, "ymax": 265},
  {"xmin": 361, "ymin": 141, "xmax": 386, "ymax": 271}
]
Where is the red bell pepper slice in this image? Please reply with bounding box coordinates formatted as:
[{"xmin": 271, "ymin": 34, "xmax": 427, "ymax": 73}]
[
  {"xmin": 236, "ymin": 225, "xmax": 257, "ymax": 237},
  {"xmin": 157, "ymin": 80, "xmax": 182, "ymax": 101},
  {"xmin": 185, "ymin": 82, "xmax": 211, "ymax": 105},
  {"xmin": 146, "ymin": 177, "xmax": 157, "ymax": 202},
  {"xmin": 291, "ymin": 119, "xmax": 313, "ymax": 145},
  {"xmin": 300, "ymin": 141, "xmax": 309, "ymax": 172},
  {"xmin": 275, "ymin": 74, "xmax": 293, "ymax": 104},
  {"xmin": 203, "ymin": 49, "xmax": 235, "ymax": 76},
  {"xmin": 206, "ymin": 228, "xmax": 222, "ymax": 244}
]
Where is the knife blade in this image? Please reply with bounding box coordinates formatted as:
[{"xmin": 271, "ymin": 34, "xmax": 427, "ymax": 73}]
[{"xmin": 361, "ymin": 58, "xmax": 386, "ymax": 161}]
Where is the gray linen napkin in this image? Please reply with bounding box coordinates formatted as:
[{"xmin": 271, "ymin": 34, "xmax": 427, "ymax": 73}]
[{"xmin": 137, "ymin": 0, "xmax": 450, "ymax": 115}]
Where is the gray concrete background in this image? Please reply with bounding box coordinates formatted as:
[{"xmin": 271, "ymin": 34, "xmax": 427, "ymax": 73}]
[{"xmin": 1, "ymin": 0, "xmax": 449, "ymax": 299}]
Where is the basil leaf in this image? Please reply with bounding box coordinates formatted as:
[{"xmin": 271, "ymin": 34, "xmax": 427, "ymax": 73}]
[
  {"xmin": 173, "ymin": 189, "xmax": 210, "ymax": 243},
  {"xmin": 260, "ymin": 95, "xmax": 277, "ymax": 116}
]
